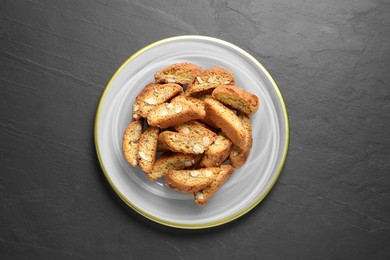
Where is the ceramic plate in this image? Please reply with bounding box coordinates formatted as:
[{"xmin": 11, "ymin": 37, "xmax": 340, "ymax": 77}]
[{"xmin": 95, "ymin": 36, "xmax": 289, "ymax": 229}]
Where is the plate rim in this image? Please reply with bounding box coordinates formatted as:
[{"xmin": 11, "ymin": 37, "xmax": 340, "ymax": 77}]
[{"xmin": 94, "ymin": 35, "xmax": 290, "ymax": 229}]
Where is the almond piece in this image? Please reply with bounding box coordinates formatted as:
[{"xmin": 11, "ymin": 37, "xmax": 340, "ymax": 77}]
[
  {"xmin": 190, "ymin": 171, "xmax": 199, "ymax": 177},
  {"xmin": 192, "ymin": 144, "xmax": 204, "ymax": 154},
  {"xmin": 182, "ymin": 127, "xmax": 190, "ymax": 134},
  {"xmin": 144, "ymin": 98, "xmax": 157, "ymax": 105},
  {"xmin": 138, "ymin": 151, "xmax": 149, "ymax": 161}
]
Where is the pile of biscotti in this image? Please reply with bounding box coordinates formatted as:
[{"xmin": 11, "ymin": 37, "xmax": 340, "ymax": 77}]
[{"xmin": 122, "ymin": 63, "xmax": 259, "ymax": 206}]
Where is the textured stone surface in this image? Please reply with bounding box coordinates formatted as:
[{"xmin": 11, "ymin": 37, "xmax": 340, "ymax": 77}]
[{"xmin": 1, "ymin": 0, "xmax": 390, "ymax": 259}]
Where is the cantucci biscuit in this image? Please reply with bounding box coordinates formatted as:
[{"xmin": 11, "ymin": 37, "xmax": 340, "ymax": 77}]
[
  {"xmin": 147, "ymin": 102, "xmax": 201, "ymax": 128},
  {"xmin": 230, "ymin": 113, "xmax": 253, "ymax": 168},
  {"xmin": 174, "ymin": 121, "xmax": 217, "ymax": 142},
  {"xmin": 137, "ymin": 83, "xmax": 183, "ymax": 118},
  {"xmin": 154, "ymin": 62, "xmax": 204, "ymax": 85},
  {"xmin": 194, "ymin": 165, "xmax": 234, "ymax": 206},
  {"xmin": 186, "ymin": 66, "xmax": 234, "ymax": 96},
  {"xmin": 132, "ymin": 83, "xmax": 156, "ymax": 120},
  {"xmin": 204, "ymin": 97, "xmax": 246, "ymax": 148},
  {"xmin": 148, "ymin": 153, "xmax": 201, "ymax": 181},
  {"xmin": 212, "ymin": 85, "xmax": 259, "ymax": 115},
  {"xmin": 199, "ymin": 132, "xmax": 232, "ymax": 167},
  {"xmin": 166, "ymin": 167, "xmax": 220, "ymax": 193},
  {"xmin": 137, "ymin": 126, "xmax": 160, "ymax": 173},
  {"xmin": 158, "ymin": 131, "xmax": 210, "ymax": 154},
  {"xmin": 122, "ymin": 121, "xmax": 143, "ymax": 167},
  {"xmin": 171, "ymin": 94, "xmax": 206, "ymax": 120}
]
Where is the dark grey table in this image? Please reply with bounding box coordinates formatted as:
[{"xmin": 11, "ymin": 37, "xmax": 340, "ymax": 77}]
[{"xmin": 1, "ymin": 0, "xmax": 389, "ymax": 259}]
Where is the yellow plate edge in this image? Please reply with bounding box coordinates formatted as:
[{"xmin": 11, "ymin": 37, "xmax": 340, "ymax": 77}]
[{"xmin": 94, "ymin": 35, "xmax": 290, "ymax": 229}]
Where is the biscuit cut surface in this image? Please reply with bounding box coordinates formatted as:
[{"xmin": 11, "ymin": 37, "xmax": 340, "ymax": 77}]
[
  {"xmin": 132, "ymin": 83, "xmax": 156, "ymax": 120},
  {"xmin": 204, "ymin": 97, "xmax": 246, "ymax": 148},
  {"xmin": 136, "ymin": 83, "xmax": 183, "ymax": 118},
  {"xmin": 171, "ymin": 95, "xmax": 206, "ymax": 120},
  {"xmin": 174, "ymin": 121, "xmax": 217, "ymax": 141},
  {"xmin": 166, "ymin": 167, "xmax": 220, "ymax": 193},
  {"xmin": 122, "ymin": 121, "xmax": 143, "ymax": 167},
  {"xmin": 194, "ymin": 165, "xmax": 234, "ymax": 206},
  {"xmin": 154, "ymin": 62, "xmax": 204, "ymax": 85},
  {"xmin": 230, "ymin": 113, "xmax": 253, "ymax": 168},
  {"xmin": 137, "ymin": 126, "xmax": 160, "ymax": 173},
  {"xmin": 199, "ymin": 132, "xmax": 232, "ymax": 167},
  {"xmin": 147, "ymin": 102, "xmax": 201, "ymax": 128},
  {"xmin": 186, "ymin": 66, "xmax": 234, "ymax": 96},
  {"xmin": 148, "ymin": 153, "xmax": 201, "ymax": 181},
  {"xmin": 212, "ymin": 85, "xmax": 259, "ymax": 115},
  {"xmin": 158, "ymin": 131, "xmax": 210, "ymax": 154}
]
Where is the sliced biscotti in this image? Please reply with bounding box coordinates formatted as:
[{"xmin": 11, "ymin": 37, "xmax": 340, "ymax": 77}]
[
  {"xmin": 122, "ymin": 121, "xmax": 143, "ymax": 167},
  {"xmin": 171, "ymin": 94, "xmax": 206, "ymax": 120},
  {"xmin": 158, "ymin": 131, "xmax": 211, "ymax": 154},
  {"xmin": 147, "ymin": 102, "xmax": 201, "ymax": 128},
  {"xmin": 230, "ymin": 113, "xmax": 253, "ymax": 168},
  {"xmin": 148, "ymin": 153, "xmax": 202, "ymax": 181},
  {"xmin": 137, "ymin": 126, "xmax": 160, "ymax": 173},
  {"xmin": 212, "ymin": 85, "xmax": 259, "ymax": 115},
  {"xmin": 154, "ymin": 62, "xmax": 204, "ymax": 85},
  {"xmin": 174, "ymin": 121, "xmax": 217, "ymax": 142},
  {"xmin": 186, "ymin": 66, "xmax": 234, "ymax": 96},
  {"xmin": 199, "ymin": 132, "xmax": 232, "ymax": 167},
  {"xmin": 166, "ymin": 167, "xmax": 220, "ymax": 193},
  {"xmin": 133, "ymin": 83, "xmax": 183, "ymax": 117},
  {"xmin": 132, "ymin": 83, "xmax": 156, "ymax": 120},
  {"xmin": 194, "ymin": 165, "xmax": 234, "ymax": 206},
  {"xmin": 204, "ymin": 97, "xmax": 246, "ymax": 148}
]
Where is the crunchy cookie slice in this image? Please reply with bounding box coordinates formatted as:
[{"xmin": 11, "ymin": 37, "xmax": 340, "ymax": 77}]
[
  {"xmin": 132, "ymin": 83, "xmax": 156, "ymax": 120},
  {"xmin": 137, "ymin": 126, "xmax": 160, "ymax": 173},
  {"xmin": 166, "ymin": 167, "xmax": 220, "ymax": 193},
  {"xmin": 132, "ymin": 83, "xmax": 183, "ymax": 119},
  {"xmin": 199, "ymin": 132, "xmax": 232, "ymax": 167},
  {"xmin": 154, "ymin": 62, "xmax": 204, "ymax": 85},
  {"xmin": 158, "ymin": 131, "xmax": 211, "ymax": 154},
  {"xmin": 148, "ymin": 153, "xmax": 202, "ymax": 181},
  {"xmin": 147, "ymin": 102, "xmax": 201, "ymax": 128},
  {"xmin": 212, "ymin": 85, "xmax": 259, "ymax": 115},
  {"xmin": 194, "ymin": 165, "xmax": 234, "ymax": 206},
  {"xmin": 171, "ymin": 94, "xmax": 206, "ymax": 120},
  {"xmin": 204, "ymin": 97, "xmax": 246, "ymax": 148},
  {"xmin": 174, "ymin": 121, "xmax": 217, "ymax": 142},
  {"xmin": 230, "ymin": 113, "xmax": 253, "ymax": 168},
  {"xmin": 138, "ymin": 83, "xmax": 183, "ymax": 118},
  {"xmin": 122, "ymin": 121, "xmax": 143, "ymax": 167},
  {"xmin": 186, "ymin": 66, "xmax": 234, "ymax": 96}
]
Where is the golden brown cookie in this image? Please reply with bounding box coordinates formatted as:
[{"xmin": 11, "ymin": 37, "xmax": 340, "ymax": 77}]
[
  {"xmin": 212, "ymin": 85, "xmax": 259, "ymax": 115},
  {"xmin": 194, "ymin": 165, "xmax": 234, "ymax": 206},
  {"xmin": 186, "ymin": 66, "xmax": 234, "ymax": 96},
  {"xmin": 204, "ymin": 97, "xmax": 246, "ymax": 148},
  {"xmin": 154, "ymin": 62, "xmax": 204, "ymax": 85},
  {"xmin": 122, "ymin": 121, "xmax": 143, "ymax": 167},
  {"xmin": 147, "ymin": 102, "xmax": 201, "ymax": 128},
  {"xmin": 199, "ymin": 132, "xmax": 232, "ymax": 167},
  {"xmin": 158, "ymin": 131, "xmax": 211, "ymax": 155},
  {"xmin": 137, "ymin": 126, "xmax": 160, "ymax": 173},
  {"xmin": 230, "ymin": 113, "xmax": 253, "ymax": 168},
  {"xmin": 166, "ymin": 167, "xmax": 220, "ymax": 193},
  {"xmin": 148, "ymin": 153, "xmax": 202, "ymax": 181}
]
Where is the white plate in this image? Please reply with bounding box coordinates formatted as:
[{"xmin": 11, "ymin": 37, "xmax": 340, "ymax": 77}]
[{"xmin": 95, "ymin": 36, "xmax": 289, "ymax": 229}]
